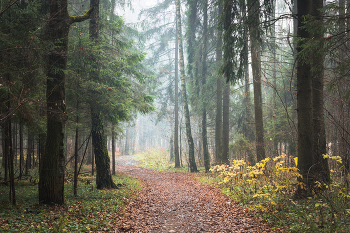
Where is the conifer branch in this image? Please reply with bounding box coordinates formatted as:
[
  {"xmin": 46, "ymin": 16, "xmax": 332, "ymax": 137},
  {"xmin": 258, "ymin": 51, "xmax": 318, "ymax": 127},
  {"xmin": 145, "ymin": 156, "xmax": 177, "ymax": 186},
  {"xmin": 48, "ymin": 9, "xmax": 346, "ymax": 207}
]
[{"xmin": 0, "ymin": 0, "xmax": 20, "ymax": 18}]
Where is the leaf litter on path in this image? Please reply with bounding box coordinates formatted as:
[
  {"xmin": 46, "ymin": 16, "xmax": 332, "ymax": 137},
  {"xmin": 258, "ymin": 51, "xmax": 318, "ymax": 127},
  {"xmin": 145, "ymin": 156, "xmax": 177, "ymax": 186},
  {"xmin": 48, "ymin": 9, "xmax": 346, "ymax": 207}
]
[{"xmin": 116, "ymin": 165, "xmax": 281, "ymax": 232}]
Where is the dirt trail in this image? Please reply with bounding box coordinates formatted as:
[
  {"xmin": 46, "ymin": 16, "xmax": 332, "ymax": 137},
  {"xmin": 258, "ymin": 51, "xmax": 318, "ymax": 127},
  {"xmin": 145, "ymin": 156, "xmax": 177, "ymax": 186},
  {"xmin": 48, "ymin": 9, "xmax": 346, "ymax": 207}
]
[{"xmin": 115, "ymin": 157, "xmax": 277, "ymax": 232}]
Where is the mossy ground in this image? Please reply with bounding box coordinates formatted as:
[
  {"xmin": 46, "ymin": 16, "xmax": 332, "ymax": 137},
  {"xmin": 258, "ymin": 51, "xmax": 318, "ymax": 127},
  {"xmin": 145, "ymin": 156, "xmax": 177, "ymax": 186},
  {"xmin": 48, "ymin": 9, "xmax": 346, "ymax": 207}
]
[{"xmin": 0, "ymin": 167, "xmax": 143, "ymax": 232}]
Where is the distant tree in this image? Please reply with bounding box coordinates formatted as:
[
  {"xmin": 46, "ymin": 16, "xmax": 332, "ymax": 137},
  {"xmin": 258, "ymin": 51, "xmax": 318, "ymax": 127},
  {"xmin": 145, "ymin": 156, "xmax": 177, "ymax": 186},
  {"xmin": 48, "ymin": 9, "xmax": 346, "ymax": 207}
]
[{"xmin": 201, "ymin": 0, "xmax": 210, "ymax": 171}]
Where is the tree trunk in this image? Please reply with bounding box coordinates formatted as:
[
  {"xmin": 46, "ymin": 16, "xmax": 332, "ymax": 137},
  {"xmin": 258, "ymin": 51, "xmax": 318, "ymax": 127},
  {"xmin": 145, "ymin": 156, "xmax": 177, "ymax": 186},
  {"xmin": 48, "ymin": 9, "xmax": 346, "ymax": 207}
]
[
  {"xmin": 176, "ymin": 0, "xmax": 197, "ymax": 172},
  {"xmin": 91, "ymin": 139, "xmax": 94, "ymax": 176},
  {"xmin": 73, "ymin": 101, "xmax": 79, "ymax": 196},
  {"xmin": 312, "ymin": 0, "xmax": 330, "ymax": 183},
  {"xmin": 244, "ymin": 68, "xmax": 255, "ymax": 165},
  {"xmin": 170, "ymin": 129, "xmax": 174, "ymax": 161},
  {"xmin": 201, "ymin": 0, "xmax": 210, "ymax": 171},
  {"xmin": 215, "ymin": 4, "xmax": 223, "ymax": 165},
  {"xmin": 296, "ymin": 0, "xmax": 316, "ymax": 194},
  {"xmin": 222, "ymin": 83, "xmax": 230, "ymax": 164},
  {"xmin": 174, "ymin": 15, "xmax": 180, "ymax": 168},
  {"xmin": 186, "ymin": 0, "xmax": 198, "ymax": 83},
  {"xmin": 19, "ymin": 120, "xmax": 23, "ymax": 179},
  {"xmin": 39, "ymin": 0, "xmax": 92, "ymax": 205},
  {"xmin": 124, "ymin": 127, "xmax": 129, "ymax": 155},
  {"xmin": 26, "ymin": 128, "xmax": 33, "ymax": 175},
  {"xmin": 91, "ymin": 108, "xmax": 116, "ymax": 189},
  {"xmin": 272, "ymin": 0, "xmax": 278, "ymax": 158},
  {"xmin": 89, "ymin": 0, "xmax": 116, "ymax": 189},
  {"xmin": 112, "ymin": 125, "xmax": 116, "ymax": 175},
  {"xmin": 248, "ymin": 0, "xmax": 265, "ymax": 162}
]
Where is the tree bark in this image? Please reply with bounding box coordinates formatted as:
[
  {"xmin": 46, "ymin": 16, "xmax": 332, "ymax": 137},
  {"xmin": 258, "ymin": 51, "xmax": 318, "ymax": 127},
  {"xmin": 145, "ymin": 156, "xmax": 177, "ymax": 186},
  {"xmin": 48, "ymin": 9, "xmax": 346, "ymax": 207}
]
[
  {"xmin": 296, "ymin": 0, "xmax": 316, "ymax": 194},
  {"xmin": 112, "ymin": 125, "xmax": 116, "ymax": 175},
  {"xmin": 124, "ymin": 127, "xmax": 129, "ymax": 155},
  {"xmin": 248, "ymin": 0, "xmax": 265, "ymax": 162},
  {"xmin": 26, "ymin": 128, "xmax": 33, "ymax": 175},
  {"xmin": 19, "ymin": 120, "xmax": 23, "ymax": 179},
  {"xmin": 222, "ymin": 83, "xmax": 230, "ymax": 164},
  {"xmin": 176, "ymin": 0, "xmax": 197, "ymax": 172},
  {"xmin": 216, "ymin": 4, "xmax": 223, "ymax": 165},
  {"xmin": 89, "ymin": 0, "xmax": 116, "ymax": 189},
  {"xmin": 201, "ymin": 0, "xmax": 210, "ymax": 172},
  {"xmin": 311, "ymin": 0, "xmax": 330, "ymax": 183},
  {"xmin": 174, "ymin": 15, "xmax": 180, "ymax": 168},
  {"xmin": 39, "ymin": 0, "xmax": 92, "ymax": 205},
  {"xmin": 91, "ymin": 108, "xmax": 116, "ymax": 189},
  {"xmin": 73, "ymin": 101, "xmax": 79, "ymax": 196}
]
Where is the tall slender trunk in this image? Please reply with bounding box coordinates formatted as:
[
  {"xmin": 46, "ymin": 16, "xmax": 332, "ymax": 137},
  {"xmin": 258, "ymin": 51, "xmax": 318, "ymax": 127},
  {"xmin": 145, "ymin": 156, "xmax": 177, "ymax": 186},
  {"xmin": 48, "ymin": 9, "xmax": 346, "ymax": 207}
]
[
  {"xmin": 248, "ymin": 0, "xmax": 265, "ymax": 162},
  {"xmin": 73, "ymin": 100, "xmax": 79, "ymax": 196},
  {"xmin": 222, "ymin": 83, "xmax": 230, "ymax": 164},
  {"xmin": 186, "ymin": 0, "xmax": 198, "ymax": 83},
  {"xmin": 89, "ymin": 0, "xmax": 116, "ymax": 189},
  {"xmin": 26, "ymin": 128, "xmax": 33, "ymax": 174},
  {"xmin": 174, "ymin": 15, "xmax": 180, "ymax": 168},
  {"xmin": 4, "ymin": 97, "xmax": 15, "ymax": 205},
  {"xmin": 19, "ymin": 120, "xmax": 23, "ymax": 179},
  {"xmin": 124, "ymin": 128, "xmax": 129, "ymax": 155},
  {"xmin": 170, "ymin": 129, "xmax": 174, "ymax": 161},
  {"xmin": 272, "ymin": 0, "xmax": 278, "ymax": 158},
  {"xmin": 91, "ymin": 139, "xmax": 94, "ymax": 176},
  {"xmin": 245, "ymin": 68, "xmax": 255, "ymax": 165},
  {"xmin": 216, "ymin": 4, "xmax": 223, "ymax": 164},
  {"xmin": 201, "ymin": 0, "xmax": 210, "ymax": 171},
  {"xmin": 176, "ymin": 0, "xmax": 197, "ymax": 172},
  {"xmin": 112, "ymin": 125, "xmax": 116, "ymax": 175}
]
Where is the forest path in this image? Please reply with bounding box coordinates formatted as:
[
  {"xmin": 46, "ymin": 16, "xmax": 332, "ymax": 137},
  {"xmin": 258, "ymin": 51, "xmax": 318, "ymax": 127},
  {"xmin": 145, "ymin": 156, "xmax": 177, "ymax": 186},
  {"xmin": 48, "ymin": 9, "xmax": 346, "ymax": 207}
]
[{"xmin": 115, "ymin": 161, "xmax": 277, "ymax": 232}]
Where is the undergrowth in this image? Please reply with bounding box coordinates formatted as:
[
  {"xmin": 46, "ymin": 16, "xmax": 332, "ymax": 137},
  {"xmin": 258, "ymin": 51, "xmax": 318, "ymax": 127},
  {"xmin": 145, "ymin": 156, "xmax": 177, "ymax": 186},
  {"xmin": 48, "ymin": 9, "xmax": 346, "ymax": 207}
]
[
  {"xmin": 0, "ymin": 172, "xmax": 143, "ymax": 232},
  {"xmin": 136, "ymin": 148, "xmax": 188, "ymax": 172},
  {"xmin": 197, "ymin": 154, "xmax": 350, "ymax": 232}
]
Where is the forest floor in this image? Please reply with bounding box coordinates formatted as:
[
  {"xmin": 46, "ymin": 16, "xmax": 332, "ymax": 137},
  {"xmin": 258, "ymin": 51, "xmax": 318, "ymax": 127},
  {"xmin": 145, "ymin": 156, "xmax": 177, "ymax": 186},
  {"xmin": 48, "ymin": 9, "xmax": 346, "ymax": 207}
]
[{"xmin": 115, "ymin": 156, "xmax": 278, "ymax": 232}]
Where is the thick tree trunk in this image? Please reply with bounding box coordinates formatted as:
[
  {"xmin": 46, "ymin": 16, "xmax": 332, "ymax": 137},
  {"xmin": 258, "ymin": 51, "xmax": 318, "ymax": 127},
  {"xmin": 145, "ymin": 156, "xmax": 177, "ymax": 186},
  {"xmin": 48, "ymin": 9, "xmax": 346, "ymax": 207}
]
[
  {"xmin": 296, "ymin": 0, "xmax": 316, "ymax": 194},
  {"xmin": 248, "ymin": 0, "xmax": 265, "ymax": 162},
  {"xmin": 312, "ymin": 0, "xmax": 330, "ymax": 183},
  {"xmin": 39, "ymin": 0, "xmax": 92, "ymax": 205},
  {"xmin": 91, "ymin": 108, "xmax": 116, "ymax": 189},
  {"xmin": 176, "ymin": 0, "xmax": 197, "ymax": 172}
]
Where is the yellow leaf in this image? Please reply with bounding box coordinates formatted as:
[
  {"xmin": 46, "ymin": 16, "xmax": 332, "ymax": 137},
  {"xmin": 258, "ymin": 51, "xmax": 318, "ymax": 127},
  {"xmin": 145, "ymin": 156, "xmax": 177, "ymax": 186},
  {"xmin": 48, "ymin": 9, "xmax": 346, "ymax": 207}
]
[{"xmin": 294, "ymin": 157, "xmax": 298, "ymax": 166}]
